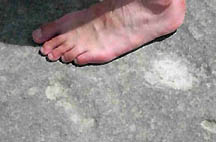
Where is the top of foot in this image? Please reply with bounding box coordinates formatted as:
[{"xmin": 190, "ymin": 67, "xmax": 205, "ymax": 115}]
[{"xmin": 32, "ymin": 0, "xmax": 186, "ymax": 65}]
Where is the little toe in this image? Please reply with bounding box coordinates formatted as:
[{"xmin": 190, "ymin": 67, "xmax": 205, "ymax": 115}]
[{"xmin": 32, "ymin": 21, "xmax": 60, "ymax": 44}]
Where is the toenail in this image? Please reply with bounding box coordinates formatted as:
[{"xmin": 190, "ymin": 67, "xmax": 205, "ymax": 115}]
[
  {"xmin": 40, "ymin": 48, "xmax": 45, "ymax": 54},
  {"xmin": 48, "ymin": 53, "xmax": 54, "ymax": 60},
  {"xmin": 74, "ymin": 59, "xmax": 78, "ymax": 64},
  {"xmin": 61, "ymin": 56, "xmax": 66, "ymax": 62},
  {"xmin": 33, "ymin": 28, "xmax": 42, "ymax": 39}
]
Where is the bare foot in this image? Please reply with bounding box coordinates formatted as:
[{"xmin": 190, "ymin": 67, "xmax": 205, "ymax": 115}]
[{"xmin": 32, "ymin": 0, "xmax": 186, "ymax": 65}]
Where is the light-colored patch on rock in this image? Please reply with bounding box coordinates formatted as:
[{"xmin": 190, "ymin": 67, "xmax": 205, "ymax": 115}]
[
  {"xmin": 201, "ymin": 120, "xmax": 216, "ymax": 134},
  {"xmin": 28, "ymin": 87, "xmax": 39, "ymax": 96},
  {"xmin": 131, "ymin": 106, "xmax": 143, "ymax": 119},
  {"xmin": 45, "ymin": 75, "xmax": 95, "ymax": 132},
  {"xmin": 45, "ymin": 82, "xmax": 68, "ymax": 100},
  {"xmin": 188, "ymin": 24, "xmax": 204, "ymax": 40},
  {"xmin": 56, "ymin": 99, "xmax": 95, "ymax": 132},
  {"xmin": 210, "ymin": 62, "xmax": 216, "ymax": 75},
  {"xmin": 129, "ymin": 124, "xmax": 137, "ymax": 132},
  {"xmin": 0, "ymin": 76, "xmax": 7, "ymax": 82},
  {"xmin": 144, "ymin": 53, "xmax": 198, "ymax": 90}
]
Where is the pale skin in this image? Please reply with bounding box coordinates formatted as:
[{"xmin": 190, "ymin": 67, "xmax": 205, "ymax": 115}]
[{"xmin": 32, "ymin": 0, "xmax": 186, "ymax": 65}]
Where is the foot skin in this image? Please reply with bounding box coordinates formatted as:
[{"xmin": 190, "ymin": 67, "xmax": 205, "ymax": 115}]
[{"xmin": 32, "ymin": 0, "xmax": 186, "ymax": 65}]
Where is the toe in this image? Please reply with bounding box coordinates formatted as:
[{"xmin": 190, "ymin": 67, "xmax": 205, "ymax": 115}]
[
  {"xmin": 41, "ymin": 35, "xmax": 66, "ymax": 55},
  {"xmin": 32, "ymin": 21, "xmax": 60, "ymax": 44},
  {"xmin": 75, "ymin": 51, "xmax": 114, "ymax": 65},
  {"xmin": 48, "ymin": 43, "xmax": 74, "ymax": 61},
  {"xmin": 75, "ymin": 52, "xmax": 93, "ymax": 65},
  {"xmin": 61, "ymin": 47, "xmax": 86, "ymax": 63}
]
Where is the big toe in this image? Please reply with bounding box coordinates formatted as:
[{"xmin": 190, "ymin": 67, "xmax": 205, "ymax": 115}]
[
  {"xmin": 75, "ymin": 51, "xmax": 114, "ymax": 65},
  {"xmin": 32, "ymin": 22, "xmax": 60, "ymax": 44}
]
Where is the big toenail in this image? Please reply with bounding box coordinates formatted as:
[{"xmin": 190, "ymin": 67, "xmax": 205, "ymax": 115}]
[{"xmin": 33, "ymin": 28, "xmax": 42, "ymax": 39}]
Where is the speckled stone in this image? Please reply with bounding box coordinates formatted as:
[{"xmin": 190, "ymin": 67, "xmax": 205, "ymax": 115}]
[{"xmin": 0, "ymin": 0, "xmax": 216, "ymax": 142}]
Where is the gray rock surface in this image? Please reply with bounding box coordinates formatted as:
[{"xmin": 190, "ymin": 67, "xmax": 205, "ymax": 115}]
[{"xmin": 0, "ymin": 0, "xmax": 216, "ymax": 142}]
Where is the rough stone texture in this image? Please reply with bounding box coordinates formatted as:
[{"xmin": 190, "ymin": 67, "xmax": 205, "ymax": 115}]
[{"xmin": 0, "ymin": 0, "xmax": 216, "ymax": 142}]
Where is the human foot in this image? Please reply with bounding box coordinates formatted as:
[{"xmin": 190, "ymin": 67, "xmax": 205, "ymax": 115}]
[{"xmin": 32, "ymin": 0, "xmax": 186, "ymax": 65}]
